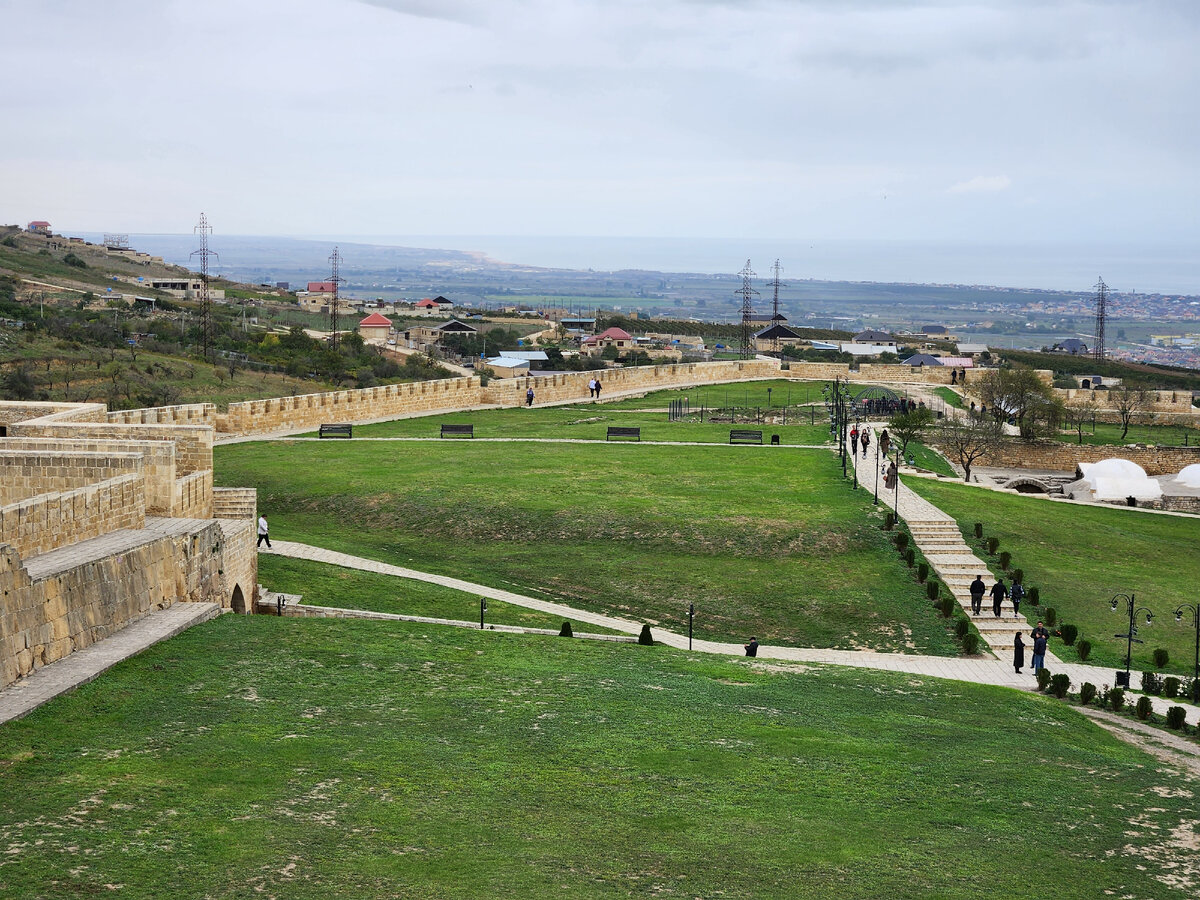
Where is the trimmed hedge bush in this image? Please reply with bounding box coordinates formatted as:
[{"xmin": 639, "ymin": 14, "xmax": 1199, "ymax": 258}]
[
  {"xmin": 1109, "ymin": 687, "xmax": 1126, "ymax": 711},
  {"xmin": 1012, "ymin": 568, "xmax": 1024, "ymax": 585},
  {"xmin": 940, "ymin": 595, "xmax": 955, "ymax": 618},
  {"xmin": 1076, "ymin": 639, "xmax": 1092, "ymax": 662},
  {"xmin": 1166, "ymin": 706, "xmax": 1187, "ymax": 731},
  {"xmin": 1142, "ymin": 672, "xmax": 1162, "ymax": 695},
  {"xmin": 1028, "ymin": 586, "xmax": 1040, "ymax": 606},
  {"xmin": 1059, "ymin": 624, "xmax": 1078, "ymax": 646},
  {"xmin": 955, "ymin": 617, "xmax": 970, "ymax": 639},
  {"xmin": 559, "ymin": 621, "xmax": 573, "ymax": 637},
  {"xmin": 1164, "ymin": 677, "xmax": 1181, "ymax": 699},
  {"xmin": 884, "ymin": 512, "xmax": 895, "ymax": 530},
  {"xmin": 1153, "ymin": 648, "xmax": 1169, "ymax": 669},
  {"xmin": 999, "ymin": 550, "xmax": 1011, "ymax": 570},
  {"xmin": 638, "ymin": 624, "xmax": 654, "ymax": 646},
  {"xmin": 894, "ymin": 532, "xmax": 910, "ymax": 552},
  {"xmin": 1049, "ymin": 673, "xmax": 1071, "ymax": 699},
  {"xmin": 1135, "ymin": 695, "xmax": 1153, "ymax": 720},
  {"xmin": 1080, "ymin": 682, "xmax": 1097, "ymax": 706},
  {"xmin": 1044, "ymin": 607, "xmax": 1057, "ymax": 627},
  {"xmin": 974, "ymin": 522, "xmax": 983, "ymax": 539},
  {"xmin": 905, "ymin": 548, "xmax": 915, "ymax": 567},
  {"xmin": 1035, "ymin": 668, "xmax": 1052, "ymax": 692},
  {"xmin": 927, "ymin": 581, "xmax": 940, "ymax": 602},
  {"xmin": 987, "ymin": 536, "xmax": 999, "ymax": 555},
  {"xmin": 963, "ymin": 633, "xmax": 980, "ymax": 655},
  {"xmin": 917, "ymin": 562, "xmax": 929, "ymax": 583}
]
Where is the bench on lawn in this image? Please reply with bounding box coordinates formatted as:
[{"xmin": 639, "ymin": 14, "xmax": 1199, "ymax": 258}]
[
  {"xmin": 606, "ymin": 426, "xmax": 641, "ymax": 442},
  {"xmin": 440, "ymin": 424, "xmax": 474, "ymax": 438},
  {"xmin": 318, "ymin": 423, "xmax": 352, "ymax": 439},
  {"xmin": 729, "ymin": 429, "xmax": 763, "ymax": 445}
]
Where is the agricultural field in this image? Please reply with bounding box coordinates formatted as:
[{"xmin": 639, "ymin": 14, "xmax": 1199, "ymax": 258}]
[
  {"xmin": 219, "ymin": 438, "xmax": 958, "ymax": 655},
  {"xmin": 0, "ymin": 616, "xmax": 1195, "ymax": 899},
  {"xmin": 907, "ymin": 478, "xmax": 1200, "ymax": 674}
]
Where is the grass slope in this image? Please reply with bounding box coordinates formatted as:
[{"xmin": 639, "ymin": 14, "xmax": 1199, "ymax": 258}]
[
  {"xmin": 0, "ymin": 617, "xmax": 1194, "ymax": 899},
  {"xmin": 218, "ymin": 440, "xmax": 957, "ymax": 655},
  {"xmin": 907, "ymin": 478, "xmax": 1200, "ymax": 673}
]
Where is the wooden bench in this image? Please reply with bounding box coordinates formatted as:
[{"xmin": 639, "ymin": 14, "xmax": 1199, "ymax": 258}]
[
  {"xmin": 729, "ymin": 429, "xmax": 763, "ymax": 445},
  {"xmin": 606, "ymin": 426, "xmax": 641, "ymax": 442},
  {"xmin": 440, "ymin": 424, "xmax": 474, "ymax": 438},
  {"xmin": 318, "ymin": 423, "xmax": 352, "ymax": 439}
]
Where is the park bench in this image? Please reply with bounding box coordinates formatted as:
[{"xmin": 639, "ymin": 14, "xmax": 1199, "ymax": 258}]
[
  {"xmin": 318, "ymin": 423, "xmax": 352, "ymax": 439},
  {"xmin": 729, "ymin": 429, "xmax": 763, "ymax": 445},
  {"xmin": 440, "ymin": 423, "xmax": 474, "ymax": 438},
  {"xmin": 606, "ymin": 426, "xmax": 641, "ymax": 442}
]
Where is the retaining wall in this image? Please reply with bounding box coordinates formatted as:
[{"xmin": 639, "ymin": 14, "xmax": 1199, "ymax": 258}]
[
  {"xmin": 213, "ymin": 487, "xmax": 257, "ymax": 520},
  {"xmin": 939, "ymin": 438, "xmax": 1200, "ymax": 476}
]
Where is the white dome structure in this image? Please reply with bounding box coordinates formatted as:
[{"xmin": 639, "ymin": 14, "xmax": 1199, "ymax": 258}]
[
  {"xmin": 1176, "ymin": 464, "xmax": 1200, "ymax": 488},
  {"xmin": 1077, "ymin": 458, "xmax": 1162, "ymax": 501}
]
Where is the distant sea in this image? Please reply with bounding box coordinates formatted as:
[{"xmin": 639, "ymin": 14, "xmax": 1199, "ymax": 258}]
[{"xmin": 339, "ymin": 235, "xmax": 1200, "ymax": 296}]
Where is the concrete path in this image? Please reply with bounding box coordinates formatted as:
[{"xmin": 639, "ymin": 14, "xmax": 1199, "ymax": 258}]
[
  {"xmin": 265, "ymin": 542, "xmax": 1200, "ymax": 725},
  {"xmin": 0, "ymin": 603, "xmax": 223, "ymax": 725}
]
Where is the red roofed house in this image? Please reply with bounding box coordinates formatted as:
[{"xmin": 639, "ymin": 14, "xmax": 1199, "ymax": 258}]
[
  {"xmin": 357, "ymin": 312, "xmax": 393, "ymax": 344},
  {"xmin": 581, "ymin": 327, "xmax": 634, "ymax": 356},
  {"xmin": 307, "ymin": 281, "xmax": 336, "ymax": 294},
  {"xmin": 27, "ymin": 221, "xmax": 51, "ymax": 234},
  {"xmin": 415, "ymin": 298, "xmax": 440, "ymax": 309}
]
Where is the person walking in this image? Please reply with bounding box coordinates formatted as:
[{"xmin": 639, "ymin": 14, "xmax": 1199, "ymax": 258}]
[
  {"xmin": 879, "ymin": 428, "xmax": 890, "ymax": 458},
  {"xmin": 744, "ymin": 637, "xmax": 759, "ymax": 658},
  {"xmin": 969, "ymin": 574, "xmax": 986, "ymax": 615},
  {"xmin": 1013, "ymin": 632, "xmax": 1025, "ymax": 674},
  {"xmin": 884, "ymin": 460, "xmax": 898, "ymax": 491},
  {"xmin": 990, "ymin": 577, "xmax": 1008, "ymax": 618},
  {"xmin": 860, "ymin": 428, "xmax": 870, "ymax": 459},
  {"xmin": 587, "ymin": 377, "xmax": 596, "ymax": 398},
  {"xmin": 594, "ymin": 378, "xmax": 602, "ymax": 399},
  {"xmin": 1030, "ymin": 622, "xmax": 1050, "ymax": 672},
  {"xmin": 1010, "ymin": 580, "xmax": 1025, "ymax": 616},
  {"xmin": 256, "ymin": 515, "xmax": 271, "ymax": 549},
  {"xmin": 525, "ymin": 386, "xmax": 535, "ymax": 407}
]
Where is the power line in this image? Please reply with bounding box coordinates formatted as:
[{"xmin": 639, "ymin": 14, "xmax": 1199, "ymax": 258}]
[
  {"xmin": 190, "ymin": 213, "xmax": 218, "ymax": 361},
  {"xmin": 1093, "ymin": 275, "xmax": 1108, "ymax": 362},
  {"xmin": 736, "ymin": 259, "xmax": 758, "ymax": 360},
  {"xmin": 328, "ymin": 247, "xmax": 344, "ymax": 350}
]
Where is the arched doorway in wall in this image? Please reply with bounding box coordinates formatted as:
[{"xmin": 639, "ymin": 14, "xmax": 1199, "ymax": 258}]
[{"xmin": 231, "ymin": 584, "xmax": 247, "ymax": 614}]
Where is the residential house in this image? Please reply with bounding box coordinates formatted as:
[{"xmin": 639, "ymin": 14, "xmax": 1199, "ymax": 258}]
[
  {"xmin": 357, "ymin": 312, "xmax": 393, "ymax": 344},
  {"xmin": 582, "ymin": 326, "xmax": 634, "ymax": 355}
]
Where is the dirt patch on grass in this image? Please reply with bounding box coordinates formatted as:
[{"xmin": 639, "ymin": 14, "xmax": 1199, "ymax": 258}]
[{"xmin": 1075, "ymin": 706, "xmax": 1200, "ymax": 779}]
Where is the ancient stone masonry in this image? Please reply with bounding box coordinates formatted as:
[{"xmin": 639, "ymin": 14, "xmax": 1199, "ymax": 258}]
[{"xmin": 935, "ymin": 437, "xmax": 1200, "ymax": 476}]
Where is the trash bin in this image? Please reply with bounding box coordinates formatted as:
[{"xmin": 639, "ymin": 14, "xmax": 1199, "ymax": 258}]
[
  {"xmin": 1115, "ymin": 670, "xmax": 1130, "ymax": 688},
  {"xmin": 770, "ymin": 434, "xmax": 780, "ymax": 445}
]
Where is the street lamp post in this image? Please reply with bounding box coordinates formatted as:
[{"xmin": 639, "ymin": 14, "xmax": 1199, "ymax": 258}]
[
  {"xmin": 1110, "ymin": 593, "xmax": 1153, "ymax": 688},
  {"xmin": 873, "ymin": 440, "xmax": 880, "ymax": 505},
  {"xmin": 480, "ymin": 597, "xmax": 488, "ymax": 630},
  {"xmin": 1174, "ymin": 603, "xmax": 1199, "ymax": 702},
  {"xmin": 688, "ymin": 603, "xmax": 695, "ymax": 651},
  {"xmin": 893, "ymin": 445, "xmax": 900, "ymax": 523}
]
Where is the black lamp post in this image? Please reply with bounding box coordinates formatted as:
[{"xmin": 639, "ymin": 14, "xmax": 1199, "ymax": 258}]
[
  {"xmin": 873, "ymin": 438, "xmax": 880, "ymax": 506},
  {"xmin": 893, "ymin": 445, "xmax": 900, "ymax": 522},
  {"xmin": 1174, "ymin": 603, "xmax": 1199, "ymax": 701},
  {"xmin": 766, "ymin": 387, "xmax": 772, "ymax": 410},
  {"xmin": 688, "ymin": 603, "xmax": 695, "ymax": 651},
  {"xmin": 1110, "ymin": 593, "xmax": 1153, "ymax": 688},
  {"xmin": 480, "ymin": 597, "xmax": 488, "ymax": 630}
]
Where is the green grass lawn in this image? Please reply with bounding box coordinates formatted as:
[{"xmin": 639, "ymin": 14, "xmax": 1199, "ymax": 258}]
[
  {"xmin": 599, "ymin": 378, "xmax": 831, "ymax": 410},
  {"xmin": 345, "ymin": 404, "xmax": 832, "ymax": 444},
  {"xmin": 932, "ymin": 386, "xmax": 964, "ymax": 409},
  {"xmin": 905, "ymin": 441, "xmax": 958, "ymax": 478},
  {"xmin": 906, "ymin": 478, "xmax": 1200, "ymax": 674},
  {"xmin": 218, "ymin": 440, "xmax": 958, "ymax": 655},
  {"xmin": 1053, "ymin": 420, "xmax": 1200, "ymax": 447},
  {"xmin": 258, "ymin": 554, "xmax": 621, "ymax": 632},
  {"xmin": 0, "ymin": 616, "xmax": 1194, "ymax": 899}
]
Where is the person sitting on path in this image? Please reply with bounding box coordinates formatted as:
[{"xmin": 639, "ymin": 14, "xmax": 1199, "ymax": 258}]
[
  {"xmin": 1010, "ymin": 580, "xmax": 1025, "ymax": 616},
  {"xmin": 744, "ymin": 637, "xmax": 759, "ymax": 658},
  {"xmin": 990, "ymin": 578, "xmax": 1008, "ymax": 618},
  {"xmin": 257, "ymin": 515, "xmax": 271, "ymax": 550},
  {"xmin": 1013, "ymin": 632, "xmax": 1025, "ymax": 674},
  {"xmin": 969, "ymin": 575, "xmax": 986, "ymax": 615},
  {"xmin": 1030, "ymin": 622, "xmax": 1050, "ymax": 672}
]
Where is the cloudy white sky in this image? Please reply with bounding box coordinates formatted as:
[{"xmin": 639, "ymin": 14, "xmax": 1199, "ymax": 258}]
[{"xmin": 3, "ymin": 0, "xmax": 1198, "ymax": 251}]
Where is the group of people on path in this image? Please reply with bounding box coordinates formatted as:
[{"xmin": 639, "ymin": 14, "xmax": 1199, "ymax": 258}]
[
  {"xmin": 587, "ymin": 377, "xmax": 603, "ymax": 399},
  {"xmin": 968, "ymin": 574, "xmax": 1023, "ymax": 618},
  {"xmin": 1013, "ymin": 622, "xmax": 1050, "ymax": 675}
]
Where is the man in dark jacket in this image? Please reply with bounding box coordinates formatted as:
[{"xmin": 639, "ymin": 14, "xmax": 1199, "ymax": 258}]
[
  {"xmin": 1010, "ymin": 581, "xmax": 1025, "ymax": 616},
  {"xmin": 990, "ymin": 578, "xmax": 1008, "ymax": 618},
  {"xmin": 1030, "ymin": 622, "xmax": 1050, "ymax": 672},
  {"xmin": 969, "ymin": 575, "xmax": 986, "ymax": 615},
  {"xmin": 744, "ymin": 637, "xmax": 759, "ymax": 658}
]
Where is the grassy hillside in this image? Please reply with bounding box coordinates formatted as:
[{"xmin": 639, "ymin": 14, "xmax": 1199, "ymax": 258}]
[{"xmin": 0, "ymin": 615, "xmax": 1194, "ymax": 899}]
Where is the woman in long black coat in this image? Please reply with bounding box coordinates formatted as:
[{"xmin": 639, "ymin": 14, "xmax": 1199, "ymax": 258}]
[{"xmin": 1013, "ymin": 632, "xmax": 1026, "ymax": 674}]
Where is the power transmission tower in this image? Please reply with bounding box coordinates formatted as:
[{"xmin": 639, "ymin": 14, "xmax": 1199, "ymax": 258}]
[
  {"xmin": 736, "ymin": 259, "xmax": 758, "ymax": 360},
  {"xmin": 190, "ymin": 213, "xmax": 218, "ymax": 361},
  {"xmin": 328, "ymin": 247, "xmax": 344, "ymax": 350},
  {"xmin": 769, "ymin": 259, "xmax": 787, "ymax": 353},
  {"xmin": 1092, "ymin": 276, "xmax": 1108, "ymax": 362}
]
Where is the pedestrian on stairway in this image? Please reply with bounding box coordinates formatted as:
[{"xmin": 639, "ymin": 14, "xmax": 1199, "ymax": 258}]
[
  {"xmin": 969, "ymin": 574, "xmax": 986, "ymax": 615},
  {"xmin": 990, "ymin": 577, "xmax": 1008, "ymax": 618},
  {"xmin": 1031, "ymin": 622, "xmax": 1050, "ymax": 672},
  {"xmin": 1013, "ymin": 632, "xmax": 1025, "ymax": 674},
  {"xmin": 860, "ymin": 428, "xmax": 870, "ymax": 459},
  {"xmin": 257, "ymin": 515, "xmax": 271, "ymax": 549},
  {"xmin": 879, "ymin": 428, "xmax": 890, "ymax": 458},
  {"xmin": 1010, "ymin": 580, "xmax": 1025, "ymax": 616}
]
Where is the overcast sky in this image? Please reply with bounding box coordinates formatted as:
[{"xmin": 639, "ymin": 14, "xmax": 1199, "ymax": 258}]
[{"xmin": 3, "ymin": 0, "xmax": 1198, "ymax": 251}]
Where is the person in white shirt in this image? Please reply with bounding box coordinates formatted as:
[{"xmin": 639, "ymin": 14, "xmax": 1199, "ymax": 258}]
[{"xmin": 257, "ymin": 515, "xmax": 271, "ymax": 549}]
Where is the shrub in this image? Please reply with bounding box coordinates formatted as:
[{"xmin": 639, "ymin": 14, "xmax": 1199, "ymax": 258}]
[
  {"xmin": 987, "ymin": 536, "xmax": 999, "ymax": 555},
  {"xmin": 905, "ymin": 548, "xmax": 915, "ymax": 567},
  {"xmin": 884, "ymin": 511, "xmax": 895, "ymax": 530},
  {"xmin": 940, "ymin": 595, "xmax": 955, "ymax": 618},
  {"xmin": 917, "ymin": 562, "xmax": 929, "ymax": 583},
  {"xmin": 894, "ymin": 532, "xmax": 910, "ymax": 552},
  {"xmin": 974, "ymin": 522, "xmax": 983, "ymax": 539},
  {"xmin": 63, "ymin": 252, "xmax": 88, "ymax": 269},
  {"xmin": 1166, "ymin": 706, "xmax": 1187, "ymax": 731},
  {"xmin": 1153, "ymin": 648, "xmax": 1169, "ymax": 669},
  {"xmin": 927, "ymin": 581, "xmax": 940, "ymax": 602},
  {"xmin": 963, "ymin": 633, "xmax": 980, "ymax": 655},
  {"xmin": 1035, "ymin": 669, "xmax": 1052, "ymax": 692},
  {"xmin": 1076, "ymin": 639, "xmax": 1092, "ymax": 662},
  {"xmin": 638, "ymin": 624, "xmax": 654, "ymax": 646},
  {"xmin": 1109, "ymin": 687, "xmax": 1126, "ymax": 711},
  {"xmin": 1141, "ymin": 672, "xmax": 1162, "ymax": 695},
  {"xmin": 1164, "ymin": 677, "xmax": 1181, "ymax": 699},
  {"xmin": 0, "ymin": 235, "xmax": 17, "ymax": 248},
  {"xmin": 1135, "ymin": 695, "xmax": 1153, "ymax": 721},
  {"xmin": 999, "ymin": 550, "xmax": 1011, "ymax": 570},
  {"xmin": 1049, "ymin": 673, "xmax": 1071, "ymax": 699},
  {"xmin": 1059, "ymin": 624, "xmax": 1078, "ymax": 646},
  {"xmin": 1080, "ymin": 682, "xmax": 1097, "ymax": 706},
  {"xmin": 1012, "ymin": 568, "xmax": 1024, "ymax": 585},
  {"xmin": 558, "ymin": 621, "xmax": 573, "ymax": 637},
  {"xmin": 1044, "ymin": 607, "xmax": 1057, "ymax": 627},
  {"xmin": 955, "ymin": 617, "xmax": 970, "ymax": 639},
  {"xmin": 1027, "ymin": 586, "xmax": 1040, "ymax": 606}
]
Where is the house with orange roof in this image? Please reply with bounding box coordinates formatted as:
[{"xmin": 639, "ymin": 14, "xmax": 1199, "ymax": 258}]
[{"xmin": 357, "ymin": 312, "xmax": 393, "ymax": 343}]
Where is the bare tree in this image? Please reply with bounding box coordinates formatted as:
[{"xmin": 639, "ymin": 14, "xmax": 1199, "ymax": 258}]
[
  {"xmin": 938, "ymin": 413, "xmax": 1004, "ymax": 482},
  {"xmin": 1110, "ymin": 386, "xmax": 1150, "ymax": 440},
  {"xmin": 1064, "ymin": 392, "xmax": 1100, "ymax": 444}
]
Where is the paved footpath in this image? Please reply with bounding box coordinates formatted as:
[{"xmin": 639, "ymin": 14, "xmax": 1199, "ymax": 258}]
[
  {"xmin": 0, "ymin": 603, "xmax": 222, "ymax": 725},
  {"xmin": 267, "ymin": 542, "xmax": 1200, "ymax": 726}
]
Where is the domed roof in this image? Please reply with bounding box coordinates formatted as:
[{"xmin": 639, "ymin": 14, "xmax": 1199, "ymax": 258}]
[
  {"xmin": 1077, "ymin": 457, "xmax": 1162, "ymax": 501},
  {"xmin": 1176, "ymin": 463, "xmax": 1200, "ymax": 488},
  {"xmin": 1087, "ymin": 458, "xmax": 1149, "ymax": 481}
]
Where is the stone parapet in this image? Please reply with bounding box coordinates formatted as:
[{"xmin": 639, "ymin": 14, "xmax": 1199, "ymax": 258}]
[
  {"xmin": 107, "ymin": 403, "xmax": 218, "ymax": 427},
  {"xmin": 0, "ymin": 474, "xmax": 145, "ymax": 559},
  {"xmin": 0, "ymin": 450, "xmax": 144, "ymax": 506},
  {"xmin": 174, "ymin": 470, "xmax": 214, "ymax": 519},
  {"xmin": 7, "ymin": 422, "xmax": 213, "ymax": 474},
  {"xmin": 213, "ymin": 487, "xmax": 257, "ymax": 520}
]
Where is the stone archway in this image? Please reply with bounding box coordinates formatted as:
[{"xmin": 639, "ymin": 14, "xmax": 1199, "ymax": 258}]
[
  {"xmin": 231, "ymin": 584, "xmax": 247, "ymax": 614},
  {"xmin": 1002, "ymin": 477, "xmax": 1051, "ymax": 494}
]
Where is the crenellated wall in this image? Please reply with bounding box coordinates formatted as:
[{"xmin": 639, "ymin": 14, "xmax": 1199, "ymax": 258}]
[
  {"xmin": 213, "ymin": 487, "xmax": 257, "ymax": 520},
  {"xmin": 7, "ymin": 422, "xmax": 213, "ymax": 474},
  {"xmin": 1058, "ymin": 387, "xmax": 1199, "ymax": 415},
  {"xmin": 107, "ymin": 403, "xmax": 218, "ymax": 427},
  {"xmin": 0, "ymin": 474, "xmax": 145, "ymax": 559},
  {"xmin": 0, "ymin": 450, "xmax": 144, "ymax": 506},
  {"xmin": 174, "ymin": 470, "xmax": 214, "ymax": 519}
]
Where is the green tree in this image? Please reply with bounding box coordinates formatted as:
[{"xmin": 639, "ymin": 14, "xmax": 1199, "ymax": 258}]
[
  {"xmin": 977, "ymin": 367, "xmax": 1063, "ymax": 439},
  {"xmin": 888, "ymin": 406, "xmax": 935, "ymax": 460}
]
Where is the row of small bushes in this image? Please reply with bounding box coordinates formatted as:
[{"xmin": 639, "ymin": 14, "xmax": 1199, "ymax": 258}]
[
  {"xmin": 1035, "ymin": 669, "xmax": 1196, "ymax": 735},
  {"xmin": 888, "ymin": 524, "xmax": 981, "ymax": 655},
  {"xmin": 1141, "ymin": 671, "xmax": 1200, "ymax": 701}
]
